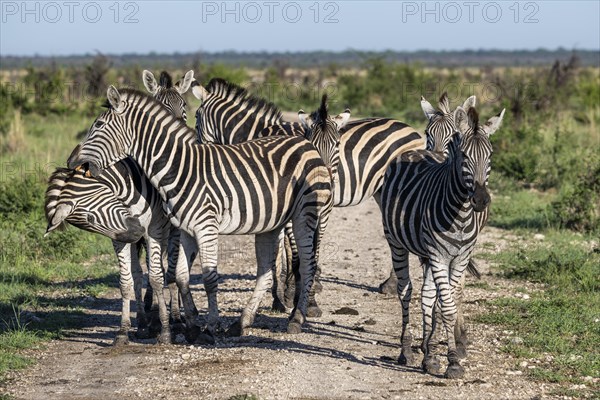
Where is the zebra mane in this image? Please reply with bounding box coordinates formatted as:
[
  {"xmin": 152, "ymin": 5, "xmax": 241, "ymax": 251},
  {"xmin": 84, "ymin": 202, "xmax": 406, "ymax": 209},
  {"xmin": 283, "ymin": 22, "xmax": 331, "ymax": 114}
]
[
  {"xmin": 159, "ymin": 71, "xmax": 173, "ymax": 88},
  {"xmin": 44, "ymin": 167, "xmax": 74, "ymax": 229},
  {"xmin": 438, "ymin": 92, "xmax": 451, "ymax": 114},
  {"xmin": 206, "ymin": 78, "xmax": 283, "ymax": 121},
  {"xmin": 312, "ymin": 94, "xmax": 329, "ymax": 122}
]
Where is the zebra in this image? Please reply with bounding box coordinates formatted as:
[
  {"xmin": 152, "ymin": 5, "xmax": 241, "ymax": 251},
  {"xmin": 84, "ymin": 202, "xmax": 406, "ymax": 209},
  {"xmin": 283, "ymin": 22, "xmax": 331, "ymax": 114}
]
[
  {"xmin": 67, "ymin": 86, "xmax": 335, "ymax": 340},
  {"xmin": 44, "ymin": 162, "xmax": 173, "ymax": 344},
  {"xmin": 191, "ymin": 78, "xmax": 425, "ymax": 313},
  {"xmin": 45, "ymin": 70, "xmax": 194, "ymax": 345},
  {"xmin": 378, "ymin": 94, "xmax": 483, "ymax": 359},
  {"xmin": 379, "ymin": 105, "xmax": 505, "ymax": 379}
]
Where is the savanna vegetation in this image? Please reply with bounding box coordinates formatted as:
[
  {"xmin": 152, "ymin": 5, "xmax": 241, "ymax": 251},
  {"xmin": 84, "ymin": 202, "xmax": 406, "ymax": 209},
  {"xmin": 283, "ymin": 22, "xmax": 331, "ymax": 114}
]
[{"xmin": 0, "ymin": 51, "xmax": 598, "ymax": 395}]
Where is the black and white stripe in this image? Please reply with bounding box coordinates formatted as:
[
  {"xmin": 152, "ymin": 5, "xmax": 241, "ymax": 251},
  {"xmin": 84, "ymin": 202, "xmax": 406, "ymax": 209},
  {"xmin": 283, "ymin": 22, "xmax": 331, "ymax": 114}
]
[
  {"xmin": 192, "ymin": 79, "xmax": 425, "ymax": 312},
  {"xmin": 45, "ymin": 71, "xmax": 193, "ymax": 344},
  {"xmin": 379, "ymin": 106, "xmax": 505, "ymax": 379},
  {"xmin": 67, "ymin": 87, "xmax": 335, "ymax": 339}
]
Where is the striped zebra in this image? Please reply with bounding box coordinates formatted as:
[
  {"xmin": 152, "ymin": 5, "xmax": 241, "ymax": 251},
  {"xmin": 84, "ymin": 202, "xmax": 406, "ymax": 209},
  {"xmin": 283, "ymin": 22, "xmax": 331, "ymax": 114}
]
[
  {"xmin": 379, "ymin": 105, "xmax": 505, "ymax": 379},
  {"xmin": 45, "ymin": 70, "xmax": 194, "ymax": 344},
  {"xmin": 67, "ymin": 86, "xmax": 334, "ymax": 339},
  {"xmin": 192, "ymin": 78, "xmax": 425, "ymax": 313},
  {"xmin": 379, "ymin": 93, "xmax": 479, "ymax": 292},
  {"xmin": 380, "ymin": 93, "xmax": 485, "ymax": 362}
]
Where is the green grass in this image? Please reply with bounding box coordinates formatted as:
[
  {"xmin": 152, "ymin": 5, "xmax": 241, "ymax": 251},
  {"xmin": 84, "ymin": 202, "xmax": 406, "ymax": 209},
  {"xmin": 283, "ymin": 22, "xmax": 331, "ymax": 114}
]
[
  {"xmin": 476, "ymin": 232, "xmax": 600, "ymax": 393},
  {"xmin": 0, "ymin": 112, "xmax": 118, "ymax": 384}
]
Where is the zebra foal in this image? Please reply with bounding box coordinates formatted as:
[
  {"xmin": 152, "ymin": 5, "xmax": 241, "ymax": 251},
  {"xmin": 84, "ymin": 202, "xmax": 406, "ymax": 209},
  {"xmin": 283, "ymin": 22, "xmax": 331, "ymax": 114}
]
[
  {"xmin": 67, "ymin": 86, "xmax": 334, "ymax": 339},
  {"xmin": 379, "ymin": 105, "xmax": 505, "ymax": 378}
]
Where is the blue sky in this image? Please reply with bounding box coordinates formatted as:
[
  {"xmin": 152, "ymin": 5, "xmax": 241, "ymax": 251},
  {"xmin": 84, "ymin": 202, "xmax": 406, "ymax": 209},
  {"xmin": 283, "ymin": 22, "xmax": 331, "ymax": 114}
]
[{"xmin": 1, "ymin": 1, "xmax": 599, "ymax": 56}]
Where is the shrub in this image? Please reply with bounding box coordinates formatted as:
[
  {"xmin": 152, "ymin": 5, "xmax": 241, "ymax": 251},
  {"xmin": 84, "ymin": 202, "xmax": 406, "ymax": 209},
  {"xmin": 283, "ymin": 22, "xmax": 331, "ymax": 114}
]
[{"xmin": 550, "ymin": 155, "xmax": 600, "ymax": 233}]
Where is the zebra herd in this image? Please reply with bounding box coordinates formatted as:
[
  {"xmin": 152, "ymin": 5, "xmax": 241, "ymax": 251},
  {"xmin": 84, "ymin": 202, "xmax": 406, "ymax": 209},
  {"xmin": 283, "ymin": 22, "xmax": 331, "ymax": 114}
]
[{"xmin": 45, "ymin": 70, "xmax": 505, "ymax": 379}]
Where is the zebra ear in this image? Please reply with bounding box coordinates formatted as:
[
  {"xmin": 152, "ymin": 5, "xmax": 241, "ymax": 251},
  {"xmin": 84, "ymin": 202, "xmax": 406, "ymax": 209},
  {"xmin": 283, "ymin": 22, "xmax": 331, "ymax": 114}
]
[
  {"xmin": 454, "ymin": 106, "xmax": 469, "ymax": 135},
  {"xmin": 482, "ymin": 109, "xmax": 505, "ymax": 136},
  {"xmin": 298, "ymin": 109, "xmax": 311, "ymax": 131},
  {"xmin": 462, "ymin": 95, "xmax": 476, "ymax": 111},
  {"xmin": 44, "ymin": 204, "xmax": 73, "ymax": 237},
  {"xmin": 421, "ymin": 96, "xmax": 436, "ymax": 120},
  {"xmin": 107, "ymin": 86, "xmax": 125, "ymax": 112},
  {"xmin": 175, "ymin": 70, "xmax": 194, "ymax": 94},
  {"xmin": 191, "ymin": 80, "xmax": 209, "ymax": 101},
  {"xmin": 333, "ymin": 108, "xmax": 351, "ymax": 130},
  {"xmin": 142, "ymin": 70, "xmax": 158, "ymax": 94}
]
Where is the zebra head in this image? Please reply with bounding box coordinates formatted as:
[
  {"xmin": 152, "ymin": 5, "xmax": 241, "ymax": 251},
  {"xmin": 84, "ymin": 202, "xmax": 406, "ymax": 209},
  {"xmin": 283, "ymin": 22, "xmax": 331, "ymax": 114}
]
[
  {"xmin": 453, "ymin": 106, "xmax": 505, "ymax": 212},
  {"xmin": 142, "ymin": 70, "xmax": 194, "ymax": 121},
  {"xmin": 298, "ymin": 94, "xmax": 350, "ymax": 180},
  {"xmin": 44, "ymin": 168, "xmax": 145, "ymax": 242},
  {"xmin": 421, "ymin": 92, "xmax": 476, "ymax": 156},
  {"xmin": 68, "ymin": 86, "xmax": 132, "ymax": 178}
]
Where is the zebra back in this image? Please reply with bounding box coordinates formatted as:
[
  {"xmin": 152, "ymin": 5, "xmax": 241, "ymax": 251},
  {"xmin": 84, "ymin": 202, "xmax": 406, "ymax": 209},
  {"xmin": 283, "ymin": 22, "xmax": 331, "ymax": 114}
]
[{"xmin": 192, "ymin": 78, "xmax": 284, "ymax": 144}]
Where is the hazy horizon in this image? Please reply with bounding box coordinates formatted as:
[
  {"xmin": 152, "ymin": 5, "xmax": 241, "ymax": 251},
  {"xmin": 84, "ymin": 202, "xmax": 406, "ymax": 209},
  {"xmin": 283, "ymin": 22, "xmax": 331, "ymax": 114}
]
[{"xmin": 1, "ymin": 1, "xmax": 599, "ymax": 57}]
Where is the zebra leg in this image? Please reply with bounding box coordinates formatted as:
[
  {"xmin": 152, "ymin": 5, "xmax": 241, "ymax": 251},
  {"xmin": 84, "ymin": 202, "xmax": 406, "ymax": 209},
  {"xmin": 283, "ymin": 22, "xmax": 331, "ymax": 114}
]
[
  {"xmin": 287, "ymin": 219, "xmax": 319, "ymax": 334},
  {"xmin": 430, "ymin": 260, "xmax": 464, "ymax": 379},
  {"xmin": 165, "ymin": 229, "xmax": 185, "ymax": 334},
  {"xmin": 374, "ymin": 195, "xmax": 398, "ymax": 295},
  {"xmin": 146, "ymin": 236, "xmax": 171, "ymax": 344},
  {"xmin": 130, "ymin": 241, "xmax": 150, "ymax": 340},
  {"xmin": 227, "ymin": 229, "xmax": 280, "ymax": 336},
  {"xmin": 283, "ymin": 226, "xmax": 298, "ymax": 309},
  {"xmin": 454, "ymin": 272, "xmax": 468, "ymax": 359},
  {"xmin": 421, "ymin": 264, "xmax": 441, "ymax": 374},
  {"xmin": 112, "ymin": 241, "xmax": 133, "ymax": 345},
  {"xmin": 197, "ymin": 227, "xmax": 221, "ymax": 336},
  {"xmin": 174, "ymin": 231, "xmax": 204, "ymax": 343},
  {"xmin": 386, "ymin": 242, "xmax": 413, "ymax": 366},
  {"xmin": 270, "ymin": 228, "xmax": 288, "ymax": 313}
]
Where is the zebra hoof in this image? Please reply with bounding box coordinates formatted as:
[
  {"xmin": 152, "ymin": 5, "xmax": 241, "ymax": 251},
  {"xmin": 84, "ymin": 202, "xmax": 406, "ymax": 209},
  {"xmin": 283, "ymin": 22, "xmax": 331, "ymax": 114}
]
[
  {"xmin": 185, "ymin": 325, "xmax": 201, "ymax": 344},
  {"xmin": 286, "ymin": 322, "xmax": 302, "ymax": 334},
  {"xmin": 422, "ymin": 357, "xmax": 441, "ymax": 375},
  {"xmin": 444, "ymin": 363, "xmax": 465, "ymax": 379},
  {"xmin": 135, "ymin": 327, "xmax": 151, "ymax": 339},
  {"xmin": 398, "ymin": 350, "xmax": 415, "ymax": 366},
  {"xmin": 113, "ymin": 333, "xmax": 129, "ymax": 346},
  {"xmin": 378, "ymin": 278, "xmax": 397, "ymax": 295},
  {"xmin": 194, "ymin": 331, "xmax": 216, "ymax": 345},
  {"xmin": 225, "ymin": 321, "xmax": 243, "ymax": 337},
  {"xmin": 157, "ymin": 331, "xmax": 172, "ymax": 345},
  {"xmin": 271, "ymin": 298, "xmax": 288, "ymax": 313},
  {"xmin": 306, "ymin": 305, "xmax": 323, "ymax": 318}
]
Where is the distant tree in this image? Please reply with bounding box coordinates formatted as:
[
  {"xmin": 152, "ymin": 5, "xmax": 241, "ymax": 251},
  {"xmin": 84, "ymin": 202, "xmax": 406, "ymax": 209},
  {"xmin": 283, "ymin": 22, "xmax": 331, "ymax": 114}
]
[{"xmin": 85, "ymin": 53, "xmax": 112, "ymax": 98}]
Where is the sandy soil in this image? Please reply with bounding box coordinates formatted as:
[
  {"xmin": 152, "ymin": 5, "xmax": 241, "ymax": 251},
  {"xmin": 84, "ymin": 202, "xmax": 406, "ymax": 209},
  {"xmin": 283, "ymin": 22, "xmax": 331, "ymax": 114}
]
[{"xmin": 3, "ymin": 199, "xmax": 562, "ymax": 400}]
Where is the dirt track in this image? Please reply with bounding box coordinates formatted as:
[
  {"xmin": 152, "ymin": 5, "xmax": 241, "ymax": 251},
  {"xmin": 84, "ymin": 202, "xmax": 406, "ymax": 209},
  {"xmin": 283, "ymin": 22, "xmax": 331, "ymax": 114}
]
[{"xmin": 4, "ymin": 199, "xmax": 558, "ymax": 400}]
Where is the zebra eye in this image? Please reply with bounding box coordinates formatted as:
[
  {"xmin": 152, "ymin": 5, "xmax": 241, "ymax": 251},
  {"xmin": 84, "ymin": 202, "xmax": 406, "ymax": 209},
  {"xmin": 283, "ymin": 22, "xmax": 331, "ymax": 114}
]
[
  {"xmin": 94, "ymin": 121, "xmax": 105, "ymax": 129},
  {"xmin": 87, "ymin": 214, "xmax": 96, "ymax": 224}
]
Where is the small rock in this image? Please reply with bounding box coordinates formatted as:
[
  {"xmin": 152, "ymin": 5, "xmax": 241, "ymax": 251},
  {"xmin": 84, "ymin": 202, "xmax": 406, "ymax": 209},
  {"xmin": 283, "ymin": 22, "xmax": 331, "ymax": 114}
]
[
  {"xmin": 533, "ymin": 233, "xmax": 545, "ymax": 241},
  {"xmin": 181, "ymin": 353, "xmax": 191, "ymax": 360},
  {"xmin": 522, "ymin": 294, "xmax": 530, "ymax": 300},
  {"xmin": 520, "ymin": 361, "xmax": 528, "ymax": 368},
  {"xmin": 510, "ymin": 337, "xmax": 524, "ymax": 345}
]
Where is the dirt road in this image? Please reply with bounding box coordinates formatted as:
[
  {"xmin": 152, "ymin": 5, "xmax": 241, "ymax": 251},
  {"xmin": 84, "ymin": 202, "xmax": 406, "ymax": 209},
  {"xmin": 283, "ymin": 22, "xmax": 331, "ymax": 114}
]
[{"xmin": 4, "ymin": 199, "xmax": 556, "ymax": 400}]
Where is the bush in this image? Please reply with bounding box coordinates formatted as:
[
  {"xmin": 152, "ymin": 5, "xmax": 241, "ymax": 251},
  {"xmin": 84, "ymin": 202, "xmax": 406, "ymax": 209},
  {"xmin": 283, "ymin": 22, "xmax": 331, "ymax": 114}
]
[{"xmin": 550, "ymin": 155, "xmax": 600, "ymax": 233}]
